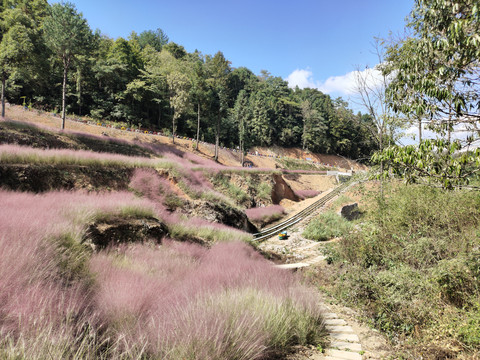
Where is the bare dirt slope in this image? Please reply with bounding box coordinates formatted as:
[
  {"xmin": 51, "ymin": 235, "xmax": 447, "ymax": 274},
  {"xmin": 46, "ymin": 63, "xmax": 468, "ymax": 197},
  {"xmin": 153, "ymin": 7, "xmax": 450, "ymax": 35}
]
[{"xmin": 3, "ymin": 105, "xmax": 366, "ymax": 171}]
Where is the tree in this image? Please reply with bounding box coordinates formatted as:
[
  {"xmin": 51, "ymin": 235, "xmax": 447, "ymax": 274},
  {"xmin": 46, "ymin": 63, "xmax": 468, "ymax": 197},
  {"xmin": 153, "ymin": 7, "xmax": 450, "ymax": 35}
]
[
  {"xmin": 43, "ymin": 2, "xmax": 92, "ymax": 129},
  {"xmin": 190, "ymin": 58, "xmax": 208, "ymax": 149},
  {"xmin": 206, "ymin": 51, "xmax": 230, "ymax": 161},
  {"xmin": 132, "ymin": 28, "xmax": 168, "ymax": 52},
  {"xmin": 163, "ymin": 42, "xmax": 187, "ymax": 59},
  {"xmin": 0, "ymin": 0, "xmax": 47, "ymax": 117},
  {"xmin": 353, "ymin": 40, "xmax": 406, "ymax": 195},
  {"xmin": 0, "ymin": 19, "xmax": 33, "ymax": 117},
  {"xmin": 375, "ymin": 0, "xmax": 480, "ymax": 188},
  {"xmin": 385, "ymin": 0, "xmax": 480, "ymax": 139},
  {"xmin": 233, "ymin": 89, "xmax": 250, "ymax": 164},
  {"xmin": 166, "ymin": 71, "xmax": 190, "ymax": 144}
]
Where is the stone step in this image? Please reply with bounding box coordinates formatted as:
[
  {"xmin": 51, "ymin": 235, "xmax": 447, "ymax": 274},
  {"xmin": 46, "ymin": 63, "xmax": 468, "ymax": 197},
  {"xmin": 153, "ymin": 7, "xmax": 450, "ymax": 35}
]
[
  {"xmin": 330, "ymin": 340, "xmax": 362, "ymax": 352},
  {"xmin": 322, "ymin": 312, "xmax": 339, "ymax": 319},
  {"xmin": 325, "ymin": 325, "xmax": 355, "ymax": 333},
  {"xmin": 325, "ymin": 349, "xmax": 363, "ymax": 360},
  {"xmin": 330, "ymin": 332, "xmax": 360, "ymax": 342},
  {"xmin": 324, "ymin": 318, "xmax": 347, "ymax": 326}
]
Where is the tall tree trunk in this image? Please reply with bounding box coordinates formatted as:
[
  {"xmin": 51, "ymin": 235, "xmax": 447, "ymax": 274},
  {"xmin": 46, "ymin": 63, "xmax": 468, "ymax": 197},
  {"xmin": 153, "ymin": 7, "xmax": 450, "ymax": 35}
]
[
  {"xmin": 1, "ymin": 76, "xmax": 5, "ymax": 118},
  {"xmin": 172, "ymin": 115, "xmax": 175, "ymax": 144},
  {"xmin": 77, "ymin": 68, "xmax": 82, "ymax": 116},
  {"xmin": 158, "ymin": 103, "xmax": 162, "ymax": 127},
  {"xmin": 215, "ymin": 111, "xmax": 220, "ymax": 161},
  {"xmin": 302, "ymin": 121, "xmax": 306, "ymax": 150},
  {"xmin": 240, "ymin": 116, "xmax": 244, "ymax": 166},
  {"xmin": 240, "ymin": 139, "xmax": 244, "ymax": 166},
  {"xmin": 61, "ymin": 59, "xmax": 68, "ymax": 130},
  {"xmin": 196, "ymin": 103, "xmax": 200, "ymax": 150},
  {"xmin": 379, "ymin": 128, "xmax": 384, "ymax": 199}
]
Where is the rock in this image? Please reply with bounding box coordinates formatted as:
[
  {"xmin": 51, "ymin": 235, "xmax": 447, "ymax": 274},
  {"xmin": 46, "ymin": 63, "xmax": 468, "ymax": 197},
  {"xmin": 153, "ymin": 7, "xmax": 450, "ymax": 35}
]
[
  {"xmin": 84, "ymin": 216, "xmax": 168, "ymax": 249},
  {"xmin": 184, "ymin": 200, "xmax": 258, "ymax": 233},
  {"xmin": 271, "ymin": 174, "xmax": 300, "ymax": 204},
  {"xmin": 339, "ymin": 203, "xmax": 360, "ymax": 221}
]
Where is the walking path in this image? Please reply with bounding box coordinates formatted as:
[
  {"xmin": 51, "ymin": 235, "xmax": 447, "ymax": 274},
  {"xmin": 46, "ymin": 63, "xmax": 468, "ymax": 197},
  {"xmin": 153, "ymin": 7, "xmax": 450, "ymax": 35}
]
[{"xmin": 259, "ymin": 193, "xmax": 392, "ymax": 360}]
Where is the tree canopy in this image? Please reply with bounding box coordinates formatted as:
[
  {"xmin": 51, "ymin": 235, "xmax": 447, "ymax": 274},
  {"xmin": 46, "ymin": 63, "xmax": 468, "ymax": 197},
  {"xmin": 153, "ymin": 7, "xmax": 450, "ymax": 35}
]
[
  {"xmin": 377, "ymin": 0, "xmax": 480, "ymax": 188},
  {"xmin": 0, "ymin": 1, "xmax": 378, "ymax": 160}
]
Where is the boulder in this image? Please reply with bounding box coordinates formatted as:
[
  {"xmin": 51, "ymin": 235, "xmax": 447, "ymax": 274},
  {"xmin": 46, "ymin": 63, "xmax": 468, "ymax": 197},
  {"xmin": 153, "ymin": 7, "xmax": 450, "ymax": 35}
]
[
  {"xmin": 84, "ymin": 216, "xmax": 168, "ymax": 249},
  {"xmin": 185, "ymin": 200, "xmax": 258, "ymax": 233},
  {"xmin": 339, "ymin": 203, "xmax": 360, "ymax": 221}
]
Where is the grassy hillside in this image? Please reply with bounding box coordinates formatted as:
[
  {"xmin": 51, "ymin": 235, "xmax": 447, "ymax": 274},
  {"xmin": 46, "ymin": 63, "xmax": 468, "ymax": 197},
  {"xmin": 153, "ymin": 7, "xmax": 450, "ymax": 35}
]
[
  {"xmin": 0, "ymin": 118, "xmax": 331, "ymax": 359},
  {"xmin": 316, "ymin": 182, "xmax": 480, "ymax": 359}
]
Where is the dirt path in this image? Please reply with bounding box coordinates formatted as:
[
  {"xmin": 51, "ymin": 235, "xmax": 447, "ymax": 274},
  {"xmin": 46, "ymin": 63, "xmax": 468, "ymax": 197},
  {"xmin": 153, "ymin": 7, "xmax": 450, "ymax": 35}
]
[{"xmin": 259, "ymin": 195, "xmax": 394, "ymax": 360}]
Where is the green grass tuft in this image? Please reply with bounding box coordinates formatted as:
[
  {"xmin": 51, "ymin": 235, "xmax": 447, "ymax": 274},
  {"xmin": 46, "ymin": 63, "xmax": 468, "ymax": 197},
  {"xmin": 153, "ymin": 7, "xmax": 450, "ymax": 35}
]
[{"xmin": 303, "ymin": 211, "xmax": 353, "ymax": 241}]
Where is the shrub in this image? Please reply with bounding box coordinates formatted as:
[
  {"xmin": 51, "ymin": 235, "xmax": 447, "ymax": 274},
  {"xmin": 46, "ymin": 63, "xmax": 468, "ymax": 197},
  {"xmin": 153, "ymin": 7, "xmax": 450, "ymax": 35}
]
[
  {"xmin": 246, "ymin": 205, "xmax": 285, "ymax": 224},
  {"xmin": 303, "ymin": 211, "xmax": 353, "ymax": 241},
  {"xmin": 324, "ymin": 183, "xmax": 480, "ymax": 356},
  {"xmin": 257, "ymin": 182, "xmax": 273, "ymax": 201},
  {"xmin": 294, "ymin": 189, "xmax": 320, "ymax": 199},
  {"xmin": 210, "ymin": 172, "xmax": 250, "ymax": 205}
]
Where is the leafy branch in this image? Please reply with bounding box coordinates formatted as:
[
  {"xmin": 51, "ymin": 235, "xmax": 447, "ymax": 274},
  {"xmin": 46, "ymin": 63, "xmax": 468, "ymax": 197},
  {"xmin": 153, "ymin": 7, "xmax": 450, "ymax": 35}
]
[{"xmin": 372, "ymin": 139, "xmax": 480, "ymax": 190}]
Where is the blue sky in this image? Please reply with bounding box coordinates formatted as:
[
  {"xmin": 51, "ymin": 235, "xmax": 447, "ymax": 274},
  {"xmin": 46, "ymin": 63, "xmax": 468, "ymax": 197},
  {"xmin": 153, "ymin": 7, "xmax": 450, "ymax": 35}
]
[{"xmin": 67, "ymin": 0, "xmax": 414, "ymax": 100}]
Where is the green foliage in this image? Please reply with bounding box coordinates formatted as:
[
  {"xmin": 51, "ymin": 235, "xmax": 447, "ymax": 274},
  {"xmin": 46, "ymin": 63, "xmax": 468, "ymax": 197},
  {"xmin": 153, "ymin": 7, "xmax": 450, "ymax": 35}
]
[
  {"xmin": 384, "ymin": 0, "xmax": 480, "ymax": 144},
  {"xmin": 131, "ymin": 28, "xmax": 168, "ymax": 52},
  {"xmin": 210, "ymin": 172, "xmax": 249, "ymax": 205},
  {"xmin": 458, "ymin": 304, "xmax": 480, "ymax": 348},
  {"xmin": 43, "ymin": 1, "xmax": 93, "ymax": 127},
  {"xmin": 326, "ymin": 183, "xmax": 480, "ymax": 354},
  {"xmin": 256, "ymin": 182, "xmax": 272, "ymax": 202},
  {"xmin": 92, "ymin": 205, "xmax": 157, "ymax": 222},
  {"xmin": 372, "ymin": 139, "xmax": 480, "ymax": 189},
  {"xmin": 277, "ymin": 157, "xmax": 328, "ymax": 171},
  {"xmin": 303, "ymin": 211, "xmax": 353, "ymax": 241},
  {"xmin": 168, "ymin": 221, "xmax": 253, "ymax": 244},
  {"xmin": 0, "ymin": 1, "xmax": 378, "ymax": 160}
]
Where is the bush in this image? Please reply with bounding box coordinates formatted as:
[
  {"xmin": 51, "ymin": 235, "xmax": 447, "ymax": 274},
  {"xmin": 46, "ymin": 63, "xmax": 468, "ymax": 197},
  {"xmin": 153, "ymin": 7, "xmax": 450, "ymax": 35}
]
[
  {"xmin": 257, "ymin": 182, "xmax": 273, "ymax": 202},
  {"xmin": 246, "ymin": 205, "xmax": 285, "ymax": 224},
  {"xmin": 324, "ymin": 183, "xmax": 480, "ymax": 356},
  {"xmin": 303, "ymin": 211, "xmax": 353, "ymax": 241}
]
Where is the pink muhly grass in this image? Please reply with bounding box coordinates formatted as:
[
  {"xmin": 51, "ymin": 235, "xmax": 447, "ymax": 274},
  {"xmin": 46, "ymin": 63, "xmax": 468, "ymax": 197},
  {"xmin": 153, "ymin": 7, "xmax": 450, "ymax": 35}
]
[
  {"xmin": 1, "ymin": 188, "xmax": 323, "ymax": 357},
  {"xmin": 295, "ymin": 189, "xmax": 321, "ymax": 199},
  {"xmin": 0, "ymin": 144, "xmax": 168, "ymax": 168},
  {"xmin": 0, "ymin": 190, "xmax": 102, "ymax": 344},
  {"xmin": 0, "ymin": 190, "xmax": 154, "ymax": 335},
  {"xmin": 128, "ymin": 168, "xmax": 251, "ymax": 243},
  {"xmin": 245, "ymin": 205, "xmax": 286, "ymax": 222},
  {"xmin": 90, "ymin": 241, "xmax": 323, "ymax": 358}
]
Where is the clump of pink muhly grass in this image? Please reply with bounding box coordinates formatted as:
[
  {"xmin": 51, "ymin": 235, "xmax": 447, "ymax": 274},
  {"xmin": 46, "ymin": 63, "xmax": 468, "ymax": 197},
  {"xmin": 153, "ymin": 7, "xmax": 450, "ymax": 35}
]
[
  {"xmin": 0, "ymin": 144, "xmax": 163, "ymax": 167},
  {"xmin": 90, "ymin": 240, "xmax": 322, "ymax": 358},
  {"xmin": 0, "ymin": 188, "xmax": 322, "ymax": 357},
  {"xmin": 245, "ymin": 205, "xmax": 286, "ymax": 222},
  {"xmin": 0, "ymin": 191, "xmax": 91, "ymax": 346},
  {"xmin": 295, "ymin": 189, "xmax": 321, "ymax": 199},
  {"xmin": 0, "ymin": 189, "xmax": 154, "ymax": 342}
]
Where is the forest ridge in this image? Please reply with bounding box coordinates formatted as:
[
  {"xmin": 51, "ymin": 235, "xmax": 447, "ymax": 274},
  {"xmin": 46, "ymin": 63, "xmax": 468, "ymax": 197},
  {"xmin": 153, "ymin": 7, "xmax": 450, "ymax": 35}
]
[{"xmin": 0, "ymin": 0, "xmax": 378, "ymax": 161}]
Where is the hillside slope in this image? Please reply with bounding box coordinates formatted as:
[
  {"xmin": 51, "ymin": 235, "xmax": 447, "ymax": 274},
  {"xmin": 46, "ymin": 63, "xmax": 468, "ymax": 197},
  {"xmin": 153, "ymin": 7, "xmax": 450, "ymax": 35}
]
[{"xmin": 3, "ymin": 104, "xmax": 367, "ymax": 172}]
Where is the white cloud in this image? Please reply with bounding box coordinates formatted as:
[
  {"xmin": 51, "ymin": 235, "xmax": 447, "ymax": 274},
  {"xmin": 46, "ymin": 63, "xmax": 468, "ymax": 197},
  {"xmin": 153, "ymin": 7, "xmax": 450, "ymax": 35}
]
[
  {"xmin": 285, "ymin": 69, "xmax": 317, "ymax": 90},
  {"xmin": 402, "ymin": 122, "xmax": 479, "ymax": 146},
  {"xmin": 285, "ymin": 67, "xmax": 384, "ymax": 96}
]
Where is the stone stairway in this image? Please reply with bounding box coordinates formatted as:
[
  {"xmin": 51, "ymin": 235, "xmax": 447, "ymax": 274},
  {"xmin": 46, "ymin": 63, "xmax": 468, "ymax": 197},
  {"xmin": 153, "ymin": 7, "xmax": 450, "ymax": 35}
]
[{"xmin": 317, "ymin": 311, "xmax": 364, "ymax": 360}]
